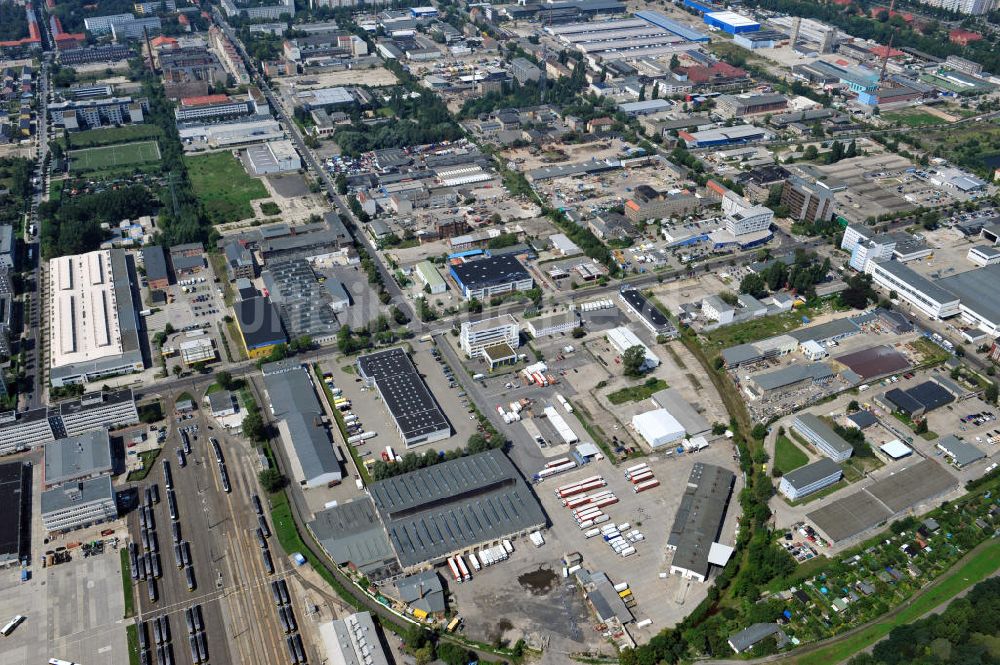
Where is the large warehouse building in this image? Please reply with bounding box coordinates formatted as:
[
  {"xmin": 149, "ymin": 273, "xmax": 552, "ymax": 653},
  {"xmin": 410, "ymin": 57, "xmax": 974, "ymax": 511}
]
[
  {"xmin": 368, "ymin": 449, "xmax": 546, "ymax": 571},
  {"xmin": 631, "ymin": 408, "xmax": 686, "ymax": 449},
  {"xmin": 449, "ymin": 255, "xmax": 533, "ymax": 301},
  {"xmin": 866, "ymin": 260, "xmax": 961, "ymax": 320},
  {"xmin": 357, "ymin": 348, "xmax": 451, "ymax": 447},
  {"xmin": 48, "ymin": 249, "xmax": 144, "ymax": 387},
  {"xmin": 667, "ymin": 463, "xmax": 735, "ymax": 582},
  {"xmin": 261, "ymin": 360, "xmax": 343, "ymax": 489}
]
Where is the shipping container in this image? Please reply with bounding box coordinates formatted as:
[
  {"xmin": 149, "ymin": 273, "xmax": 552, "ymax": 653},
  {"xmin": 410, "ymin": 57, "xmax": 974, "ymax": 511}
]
[
  {"xmin": 633, "ymin": 479, "xmax": 660, "ymax": 493},
  {"xmin": 455, "ymin": 555, "xmax": 471, "ymax": 581},
  {"xmin": 447, "ymin": 557, "xmax": 462, "ymax": 583}
]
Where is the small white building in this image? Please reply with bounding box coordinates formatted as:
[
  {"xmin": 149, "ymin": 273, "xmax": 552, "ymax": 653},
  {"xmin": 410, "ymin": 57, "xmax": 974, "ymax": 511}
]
[
  {"xmin": 702, "ymin": 295, "xmax": 735, "ymax": 324},
  {"xmin": 631, "ymin": 408, "xmax": 686, "ymax": 449},
  {"xmin": 245, "ymin": 140, "xmax": 301, "ymax": 175},
  {"xmin": 800, "ymin": 339, "xmax": 827, "ymax": 361},
  {"xmin": 414, "ymin": 261, "xmax": 447, "ymax": 294},
  {"xmin": 550, "ymin": 233, "xmax": 582, "ymax": 257},
  {"xmin": 967, "ymin": 245, "xmax": 1000, "ymax": 267}
]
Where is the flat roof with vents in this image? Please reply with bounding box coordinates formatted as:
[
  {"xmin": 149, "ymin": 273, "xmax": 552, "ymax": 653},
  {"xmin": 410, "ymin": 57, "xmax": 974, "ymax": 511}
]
[
  {"xmin": 357, "ymin": 348, "xmax": 451, "ymax": 447},
  {"xmin": 369, "ymin": 449, "xmax": 546, "ymax": 568},
  {"xmin": 48, "ymin": 249, "xmax": 142, "ymax": 382}
]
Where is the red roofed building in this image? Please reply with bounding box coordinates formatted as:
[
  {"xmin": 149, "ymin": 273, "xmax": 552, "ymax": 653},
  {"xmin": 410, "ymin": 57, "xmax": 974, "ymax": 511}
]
[
  {"xmin": 949, "ymin": 29, "xmax": 982, "ymax": 46},
  {"xmin": 150, "ymin": 36, "xmax": 178, "ymax": 48},
  {"xmin": 180, "ymin": 94, "xmax": 230, "ymax": 107},
  {"xmin": 676, "ymin": 62, "xmax": 748, "ymax": 90},
  {"xmin": 869, "ymin": 45, "xmax": 904, "ymax": 59},
  {"xmin": 49, "ymin": 15, "xmax": 85, "ymax": 51}
]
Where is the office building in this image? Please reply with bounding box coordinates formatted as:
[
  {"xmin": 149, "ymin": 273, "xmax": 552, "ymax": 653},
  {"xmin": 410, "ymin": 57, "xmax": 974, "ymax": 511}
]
[
  {"xmin": 110, "ymin": 16, "xmax": 161, "ymax": 41},
  {"xmin": 48, "ymin": 96, "xmax": 148, "ymax": 130},
  {"xmin": 778, "ymin": 458, "xmax": 842, "ymax": 500},
  {"xmin": 524, "ymin": 310, "xmax": 580, "ymax": 337},
  {"xmin": 781, "ymin": 177, "xmax": 833, "ymax": 223},
  {"xmin": 42, "ymin": 429, "xmax": 113, "ymax": 489},
  {"xmin": 915, "ymin": 0, "xmax": 995, "ymax": 15},
  {"xmin": 624, "ymin": 185, "xmax": 702, "ymax": 222},
  {"xmin": 510, "ymin": 57, "xmax": 542, "ymax": 84},
  {"xmin": 261, "ymin": 361, "xmax": 343, "ymax": 488},
  {"xmin": 357, "ymin": 348, "xmax": 451, "ymax": 447},
  {"xmin": 84, "ymin": 13, "xmax": 134, "ymax": 34},
  {"xmin": 174, "ymin": 94, "xmax": 256, "ymax": 121},
  {"xmin": 48, "ymin": 250, "xmax": 145, "ymax": 387},
  {"xmin": 223, "ymin": 241, "xmax": 256, "ymax": 280},
  {"xmin": 936, "ymin": 434, "xmax": 985, "ymax": 468},
  {"xmin": 459, "ymin": 315, "xmax": 520, "ymax": 358},
  {"xmin": 41, "ymin": 475, "xmax": 117, "ymax": 533},
  {"xmin": 261, "ymin": 259, "xmax": 341, "ymax": 346},
  {"xmin": 790, "ymin": 413, "xmax": 854, "ymax": 462},
  {"xmin": 724, "ymin": 204, "xmax": 773, "ymax": 236},
  {"xmin": 141, "ymin": 245, "xmax": 170, "ymax": 289},
  {"xmin": 449, "ymin": 255, "xmax": 533, "ymax": 300},
  {"xmin": 0, "ymin": 225, "xmax": 13, "ymax": 268}
]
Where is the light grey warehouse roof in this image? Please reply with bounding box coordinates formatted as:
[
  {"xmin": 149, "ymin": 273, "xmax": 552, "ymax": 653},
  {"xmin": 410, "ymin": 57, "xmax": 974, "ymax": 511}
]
[
  {"xmin": 369, "ymin": 449, "xmax": 546, "ymax": 568},
  {"xmin": 939, "ymin": 264, "xmax": 1000, "ymax": 329},
  {"xmin": 395, "ymin": 570, "xmax": 446, "ymax": 614},
  {"xmin": 873, "ymin": 260, "xmax": 959, "ymax": 305},
  {"xmin": 43, "ymin": 429, "xmax": 112, "ymax": 486},
  {"xmin": 667, "ymin": 463, "xmax": 735, "ymax": 580},
  {"xmin": 40, "ymin": 475, "xmax": 114, "ymax": 515},
  {"xmin": 792, "ymin": 413, "xmax": 853, "ymax": 456},
  {"xmin": 729, "ymin": 623, "xmax": 784, "ymax": 654},
  {"xmin": 780, "ymin": 458, "xmax": 841, "ymax": 490},
  {"xmin": 752, "ymin": 363, "xmax": 834, "ymax": 391},
  {"xmin": 936, "ymin": 434, "xmax": 985, "ymax": 468},
  {"xmin": 788, "ymin": 318, "xmax": 859, "ymax": 343},
  {"xmin": 651, "ymin": 388, "xmax": 710, "ymax": 436},
  {"xmin": 261, "ymin": 361, "xmax": 343, "ymax": 486},
  {"xmin": 309, "ymin": 497, "xmax": 400, "ymax": 580}
]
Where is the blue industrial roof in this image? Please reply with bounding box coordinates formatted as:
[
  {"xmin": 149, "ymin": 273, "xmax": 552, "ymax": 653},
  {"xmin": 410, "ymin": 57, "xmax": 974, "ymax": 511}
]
[{"xmin": 635, "ymin": 10, "xmax": 709, "ymax": 42}]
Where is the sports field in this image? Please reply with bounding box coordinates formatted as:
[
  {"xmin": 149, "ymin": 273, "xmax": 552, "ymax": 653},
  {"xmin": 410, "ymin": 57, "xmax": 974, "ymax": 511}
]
[{"xmin": 68, "ymin": 141, "xmax": 161, "ymax": 172}]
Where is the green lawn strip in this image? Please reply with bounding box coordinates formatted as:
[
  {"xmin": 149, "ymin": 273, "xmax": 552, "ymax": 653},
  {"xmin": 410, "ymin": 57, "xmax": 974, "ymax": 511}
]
[
  {"xmin": 67, "ymin": 124, "xmax": 162, "ymax": 148},
  {"xmin": 606, "ymin": 378, "xmax": 667, "ymax": 405},
  {"xmin": 920, "ymin": 430, "xmax": 939, "ymax": 441},
  {"xmin": 184, "ymin": 152, "xmax": 268, "ymax": 224},
  {"xmin": 774, "ymin": 435, "xmax": 809, "ymax": 474},
  {"xmin": 208, "ymin": 253, "xmax": 235, "ymax": 307},
  {"xmin": 120, "ymin": 547, "xmax": 134, "ymax": 618},
  {"xmin": 126, "ymin": 623, "xmax": 140, "ymax": 665},
  {"xmin": 312, "ymin": 363, "xmax": 371, "ymax": 484},
  {"xmin": 783, "ymin": 479, "xmax": 850, "ymax": 507},
  {"xmin": 568, "ymin": 399, "xmax": 620, "ymax": 463},
  {"xmin": 68, "ymin": 141, "xmax": 160, "ymax": 171},
  {"xmin": 126, "ymin": 448, "xmax": 162, "ymax": 482},
  {"xmin": 224, "ymin": 319, "xmax": 248, "ymax": 361},
  {"xmin": 794, "ymin": 538, "xmax": 1000, "ymax": 665}
]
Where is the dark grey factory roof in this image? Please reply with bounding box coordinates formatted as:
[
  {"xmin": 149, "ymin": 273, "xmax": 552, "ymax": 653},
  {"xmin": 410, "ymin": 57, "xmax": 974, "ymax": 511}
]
[
  {"xmin": 43, "ymin": 429, "xmax": 112, "ymax": 486},
  {"xmin": 752, "ymin": 363, "xmax": 834, "ymax": 391},
  {"xmin": 262, "ymin": 259, "xmax": 340, "ymax": 340},
  {"xmin": 883, "ymin": 387, "xmax": 923, "ymax": 414},
  {"xmin": 789, "ymin": 318, "xmax": 860, "ymax": 344},
  {"xmin": 792, "ymin": 413, "xmax": 853, "ymax": 456},
  {"xmin": 169, "ymin": 244, "xmax": 204, "ymax": 271},
  {"xmin": 835, "ymin": 344, "xmax": 910, "ymax": 379},
  {"xmin": 309, "ymin": 497, "xmax": 399, "ymax": 579},
  {"xmin": 207, "ymin": 390, "xmax": 236, "ymax": 414},
  {"xmin": 939, "ymin": 264, "xmax": 1000, "ymax": 330},
  {"xmin": 40, "ymin": 475, "xmax": 114, "ymax": 515},
  {"xmin": 847, "ymin": 410, "xmax": 877, "ymax": 429},
  {"xmin": 885, "ymin": 381, "xmax": 954, "ymax": 414},
  {"xmin": 936, "ymin": 435, "xmax": 984, "ymax": 467},
  {"xmin": 729, "ymin": 623, "xmax": 783, "ymax": 654},
  {"xmin": 261, "ymin": 361, "xmax": 342, "ymax": 485},
  {"xmin": 586, "ymin": 572, "xmax": 634, "ymax": 623},
  {"xmin": 722, "ymin": 343, "xmax": 762, "ymax": 366},
  {"xmin": 620, "ymin": 288, "xmax": 674, "ymax": 333},
  {"xmin": 141, "ymin": 246, "xmax": 169, "ymax": 282},
  {"xmin": 780, "ymin": 458, "xmax": 841, "ymax": 490},
  {"xmin": 0, "ymin": 225, "xmax": 13, "ymax": 257},
  {"xmin": 0, "ymin": 462, "xmax": 29, "ymax": 564},
  {"xmin": 357, "ymin": 349, "xmax": 450, "ymax": 442},
  {"xmin": 395, "ymin": 570, "xmax": 446, "ymax": 614},
  {"xmin": 369, "ymin": 449, "xmax": 546, "ymax": 568},
  {"xmin": 667, "ymin": 463, "xmax": 734, "ymax": 580},
  {"xmin": 450, "ymin": 255, "xmax": 530, "ymax": 290},
  {"xmin": 234, "ymin": 297, "xmax": 286, "ymax": 349}
]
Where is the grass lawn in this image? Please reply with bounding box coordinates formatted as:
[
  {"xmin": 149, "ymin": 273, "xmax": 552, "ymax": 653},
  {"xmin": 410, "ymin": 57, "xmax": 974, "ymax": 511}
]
[
  {"xmin": 774, "ymin": 435, "xmax": 809, "ymax": 475},
  {"xmin": 185, "ymin": 151, "xmax": 268, "ymax": 224},
  {"xmin": 66, "ymin": 124, "xmax": 162, "ymax": 148},
  {"xmin": 883, "ymin": 110, "xmax": 944, "ymax": 127},
  {"xmin": 68, "ymin": 141, "xmax": 160, "ymax": 172},
  {"xmin": 119, "ymin": 548, "xmax": 134, "ymax": 618},
  {"xmin": 126, "ymin": 448, "xmax": 162, "ymax": 482},
  {"xmin": 702, "ymin": 303, "xmax": 825, "ymax": 355},
  {"xmin": 606, "ymin": 378, "xmax": 668, "ymax": 405},
  {"xmin": 911, "ymin": 337, "xmax": 952, "ymax": 366},
  {"xmin": 920, "ymin": 430, "xmax": 939, "ymax": 440},
  {"xmin": 793, "ymin": 538, "xmax": 1000, "ymax": 665},
  {"xmin": 126, "ymin": 623, "xmax": 140, "ymax": 665}
]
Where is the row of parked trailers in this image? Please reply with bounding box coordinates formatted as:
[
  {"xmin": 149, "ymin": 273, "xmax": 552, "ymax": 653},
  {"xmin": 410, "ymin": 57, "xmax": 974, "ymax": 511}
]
[
  {"xmin": 534, "ymin": 456, "xmax": 578, "ymax": 481},
  {"xmin": 446, "ymin": 540, "xmax": 514, "ymax": 583},
  {"xmin": 325, "ymin": 376, "xmax": 379, "ymax": 446},
  {"xmin": 271, "ymin": 579, "xmax": 308, "ymax": 664},
  {"xmin": 624, "ymin": 462, "xmax": 660, "ymax": 493}
]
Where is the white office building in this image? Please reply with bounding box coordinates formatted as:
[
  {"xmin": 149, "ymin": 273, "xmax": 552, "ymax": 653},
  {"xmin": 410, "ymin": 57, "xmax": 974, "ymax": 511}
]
[
  {"xmin": 460, "ymin": 315, "xmax": 520, "ymax": 358},
  {"xmin": 702, "ymin": 295, "xmax": 735, "ymax": 324},
  {"xmin": 791, "ymin": 413, "xmax": 854, "ymax": 462},
  {"xmin": 778, "ymin": 458, "xmax": 842, "ymax": 500},
  {"xmin": 41, "ymin": 475, "xmax": 117, "ymax": 533}
]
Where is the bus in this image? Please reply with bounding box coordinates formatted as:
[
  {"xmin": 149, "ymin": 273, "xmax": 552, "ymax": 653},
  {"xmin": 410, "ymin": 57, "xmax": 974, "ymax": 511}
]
[
  {"xmin": 446, "ymin": 616, "xmax": 462, "ymax": 632},
  {"xmin": 1, "ymin": 615, "xmax": 25, "ymax": 636}
]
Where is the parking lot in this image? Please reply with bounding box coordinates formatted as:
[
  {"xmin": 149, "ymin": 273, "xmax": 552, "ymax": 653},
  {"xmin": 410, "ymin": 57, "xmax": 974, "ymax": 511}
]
[{"xmin": 449, "ymin": 446, "xmax": 743, "ymax": 650}]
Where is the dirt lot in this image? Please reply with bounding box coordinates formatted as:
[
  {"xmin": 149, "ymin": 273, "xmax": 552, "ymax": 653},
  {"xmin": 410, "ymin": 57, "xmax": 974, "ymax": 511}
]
[{"xmin": 279, "ymin": 67, "xmax": 399, "ymax": 90}]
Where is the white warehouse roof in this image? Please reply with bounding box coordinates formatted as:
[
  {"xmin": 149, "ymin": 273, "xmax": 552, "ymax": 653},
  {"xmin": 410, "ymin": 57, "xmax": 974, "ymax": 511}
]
[
  {"xmin": 631, "ymin": 408, "xmax": 685, "ymax": 449},
  {"xmin": 606, "ymin": 326, "xmax": 660, "ymax": 370}
]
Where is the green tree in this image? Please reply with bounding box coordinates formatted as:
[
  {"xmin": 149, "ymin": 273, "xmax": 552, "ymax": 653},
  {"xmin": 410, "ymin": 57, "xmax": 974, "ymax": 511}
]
[
  {"xmin": 242, "ymin": 408, "xmax": 267, "ymax": 442},
  {"xmin": 257, "ymin": 468, "xmax": 287, "ymax": 493},
  {"xmin": 739, "ymin": 273, "xmax": 768, "ymax": 298},
  {"xmin": 986, "ymin": 382, "xmax": 998, "ymax": 404},
  {"xmin": 215, "ymin": 370, "xmax": 233, "ymax": 390},
  {"xmin": 622, "ymin": 345, "xmax": 647, "ymax": 377}
]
